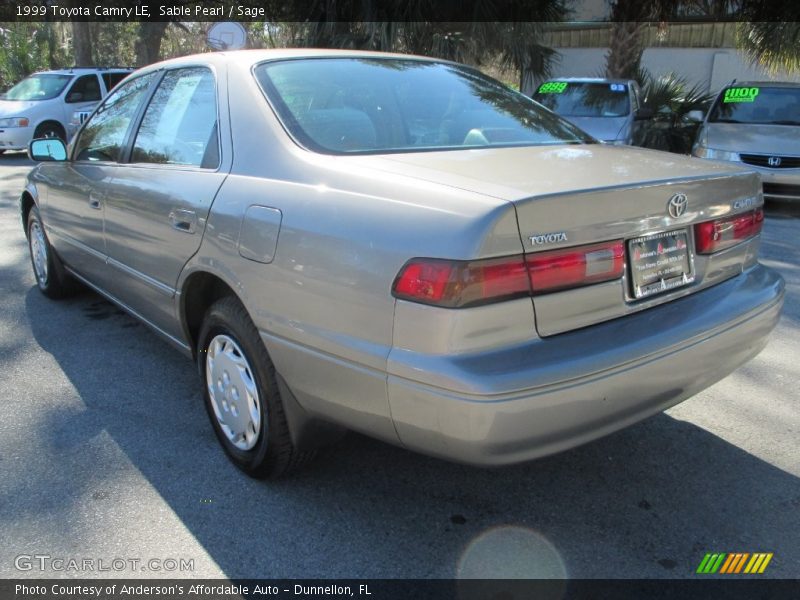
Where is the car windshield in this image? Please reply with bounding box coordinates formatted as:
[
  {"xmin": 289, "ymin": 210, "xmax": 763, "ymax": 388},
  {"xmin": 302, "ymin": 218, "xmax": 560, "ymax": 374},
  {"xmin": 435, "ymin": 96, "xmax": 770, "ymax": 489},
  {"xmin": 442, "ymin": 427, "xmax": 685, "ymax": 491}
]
[
  {"xmin": 533, "ymin": 82, "xmax": 631, "ymax": 118},
  {"xmin": 708, "ymin": 86, "xmax": 800, "ymax": 125},
  {"xmin": 254, "ymin": 58, "xmax": 593, "ymax": 154},
  {"xmin": 3, "ymin": 73, "xmax": 73, "ymax": 101}
]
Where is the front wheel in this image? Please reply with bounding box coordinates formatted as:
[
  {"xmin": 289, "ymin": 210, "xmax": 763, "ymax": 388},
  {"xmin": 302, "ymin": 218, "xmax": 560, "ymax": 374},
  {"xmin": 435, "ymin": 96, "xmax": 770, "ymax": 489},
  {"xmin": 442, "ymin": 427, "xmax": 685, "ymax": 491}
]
[
  {"xmin": 33, "ymin": 122, "xmax": 66, "ymax": 142},
  {"xmin": 198, "ymin": 296, "xmax": 312, "ymax": 478},
  {"xmin": 27, "ymin": 206, "xmax": 77, "ymax": 298}
]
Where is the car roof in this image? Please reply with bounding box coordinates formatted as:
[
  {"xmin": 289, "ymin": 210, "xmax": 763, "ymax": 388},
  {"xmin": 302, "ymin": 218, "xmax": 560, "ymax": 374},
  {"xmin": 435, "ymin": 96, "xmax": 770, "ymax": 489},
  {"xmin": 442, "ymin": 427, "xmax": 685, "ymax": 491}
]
[
  {"xmin": 31, "ymin": 67, "xmax": 134, "ymax": 76},
  {"xmin": 541, "ymin": 77, "xmax": 636, "ymax": 85},
  {"xmin": 722, "ymin": 81, "xmax": 800, "ymax": 88},
  {"xmin": 133, "ymin": 48, "xmax": 452, "ymax": 76}
]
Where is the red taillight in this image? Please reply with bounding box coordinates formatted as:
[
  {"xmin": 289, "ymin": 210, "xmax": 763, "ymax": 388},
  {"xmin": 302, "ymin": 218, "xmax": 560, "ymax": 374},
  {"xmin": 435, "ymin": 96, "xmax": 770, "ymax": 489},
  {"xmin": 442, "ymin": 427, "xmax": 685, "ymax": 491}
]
[
  {"xmin": 526, "ymin": 240, "xmax": 625, "ymax": 295},
  {"xmin": 694, "ymin": 208, "xmax": 764, "ymax": 254},
  {"xmin": 392, "ymin": 256, "xmax": 529, "ymax": 308},
  {"xmin": 392, "ymin": 240, "xmax": 624, "ymax": 307}
]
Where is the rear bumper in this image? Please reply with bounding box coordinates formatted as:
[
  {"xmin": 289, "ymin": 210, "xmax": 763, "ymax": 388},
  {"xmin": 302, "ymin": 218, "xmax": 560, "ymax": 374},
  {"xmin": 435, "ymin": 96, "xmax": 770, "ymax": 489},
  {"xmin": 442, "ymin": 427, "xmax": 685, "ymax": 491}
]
[{"xmin": 386, "ymin": 264, "xmax": 784, "ymax": 466}]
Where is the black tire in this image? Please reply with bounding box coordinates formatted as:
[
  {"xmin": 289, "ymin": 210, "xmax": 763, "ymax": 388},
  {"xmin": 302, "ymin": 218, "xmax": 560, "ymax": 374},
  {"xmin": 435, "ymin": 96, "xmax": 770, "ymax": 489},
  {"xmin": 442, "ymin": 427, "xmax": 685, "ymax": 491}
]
[
  {"xmin": 33, "ymin": 122, "xmax": 66, "ymax": 142},
  {"xmin": 26, "ymin": 206, "xmax": 78, "ymax": 299},
  {"xmin": 198, "ymin": 296, "xmax": 312, "ymax": 478}
]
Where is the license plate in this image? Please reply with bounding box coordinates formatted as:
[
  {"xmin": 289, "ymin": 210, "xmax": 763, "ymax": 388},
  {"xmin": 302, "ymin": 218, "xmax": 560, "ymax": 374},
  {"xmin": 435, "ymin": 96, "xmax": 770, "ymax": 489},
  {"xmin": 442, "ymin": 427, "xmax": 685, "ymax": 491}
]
[{"xmin": 628, "ymin": 230, "xmax": 694, "ymax": 299}]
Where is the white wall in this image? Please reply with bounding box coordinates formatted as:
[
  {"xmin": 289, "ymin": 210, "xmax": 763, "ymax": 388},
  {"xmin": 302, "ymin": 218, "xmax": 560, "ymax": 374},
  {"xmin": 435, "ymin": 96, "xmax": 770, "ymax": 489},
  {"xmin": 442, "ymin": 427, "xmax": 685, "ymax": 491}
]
[{"xmin": 543, "ymin": 47, "xmax": 800, "ymax": 94}]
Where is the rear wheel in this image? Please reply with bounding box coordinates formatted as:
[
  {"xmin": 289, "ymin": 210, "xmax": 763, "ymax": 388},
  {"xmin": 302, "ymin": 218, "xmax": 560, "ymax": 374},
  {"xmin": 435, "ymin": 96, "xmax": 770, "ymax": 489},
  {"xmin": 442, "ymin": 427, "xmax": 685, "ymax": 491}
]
[
  {"xmin": 198, "ymin": 296, "xmax": 312, "ymax": 478},
  {"xmin": 27, "ymin": 206, "xmax": 78, "ymax": 298}
]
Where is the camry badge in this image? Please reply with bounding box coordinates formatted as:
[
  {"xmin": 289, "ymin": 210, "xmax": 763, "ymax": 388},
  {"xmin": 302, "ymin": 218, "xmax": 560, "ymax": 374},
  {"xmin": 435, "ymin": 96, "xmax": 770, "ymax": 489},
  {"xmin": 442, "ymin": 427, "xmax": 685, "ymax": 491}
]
[{"xmin": 668, "ymin": 193, "xmax": 688, "ymax": 218}]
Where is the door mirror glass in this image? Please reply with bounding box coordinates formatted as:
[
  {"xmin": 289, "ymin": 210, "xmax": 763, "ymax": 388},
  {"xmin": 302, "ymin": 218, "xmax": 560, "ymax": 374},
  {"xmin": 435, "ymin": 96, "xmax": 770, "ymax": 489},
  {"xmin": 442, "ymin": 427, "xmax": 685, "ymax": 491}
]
[
  {"xmin": 634, "ymin": 107, "xmax": 654, "ymax": 121},
  {"xmin": 29, "ymin": 138, "xmax": 67, "ymax": 162}
]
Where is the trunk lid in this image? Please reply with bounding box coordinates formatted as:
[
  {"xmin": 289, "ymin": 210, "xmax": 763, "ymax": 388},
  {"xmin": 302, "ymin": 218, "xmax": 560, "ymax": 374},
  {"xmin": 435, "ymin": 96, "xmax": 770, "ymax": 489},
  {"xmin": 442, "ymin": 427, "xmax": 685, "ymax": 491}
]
[{"xmin": 353, "ymin": 144, "xmax": 762, "ymax": 336}]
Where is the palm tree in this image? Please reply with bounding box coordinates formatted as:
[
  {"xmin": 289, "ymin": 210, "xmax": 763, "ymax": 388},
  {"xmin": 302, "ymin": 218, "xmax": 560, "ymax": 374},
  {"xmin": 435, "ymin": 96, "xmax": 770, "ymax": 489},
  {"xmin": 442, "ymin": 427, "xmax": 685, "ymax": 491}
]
[
  {"xmin": 604, "ymin": 0, "xmax": 800, "ymax": 77},
  {"xmin": 737, "ymin": 21, "xmax": 800, "ymax": 74},
  {"xmin": 638, "ymin": 72, "xmax": 715, "ymax": 152},
  {"xmin": 603, "ymin": 0, "xmax": 680, "ymax": 79},
  {"xmin": 288, "ymin": 0, "xmax": 570, "ymax": 88}
]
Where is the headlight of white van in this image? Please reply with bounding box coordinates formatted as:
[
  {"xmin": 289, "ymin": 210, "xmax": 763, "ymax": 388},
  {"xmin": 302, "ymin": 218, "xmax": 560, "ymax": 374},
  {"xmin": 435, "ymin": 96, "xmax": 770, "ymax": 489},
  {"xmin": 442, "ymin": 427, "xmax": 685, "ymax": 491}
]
[{"xmin": 0, "ymin": 117, "xmax": 30, "ymax": 128}]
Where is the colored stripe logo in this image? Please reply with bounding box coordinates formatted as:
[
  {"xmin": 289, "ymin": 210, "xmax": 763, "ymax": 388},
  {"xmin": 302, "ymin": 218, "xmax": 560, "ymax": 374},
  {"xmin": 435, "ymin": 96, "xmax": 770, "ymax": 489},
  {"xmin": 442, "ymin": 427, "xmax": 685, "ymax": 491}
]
[{"xmin": 696, "ymin": 552, "xmax": 773, "ymax": 574}]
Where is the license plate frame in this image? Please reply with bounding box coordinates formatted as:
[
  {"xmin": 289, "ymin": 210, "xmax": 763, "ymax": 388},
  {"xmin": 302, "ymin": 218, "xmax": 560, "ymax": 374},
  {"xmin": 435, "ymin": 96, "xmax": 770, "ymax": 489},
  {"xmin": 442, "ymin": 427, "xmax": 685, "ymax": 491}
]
[{"xmin": 628, "ymin": 229, "xmax": 695, "ymax": 300}]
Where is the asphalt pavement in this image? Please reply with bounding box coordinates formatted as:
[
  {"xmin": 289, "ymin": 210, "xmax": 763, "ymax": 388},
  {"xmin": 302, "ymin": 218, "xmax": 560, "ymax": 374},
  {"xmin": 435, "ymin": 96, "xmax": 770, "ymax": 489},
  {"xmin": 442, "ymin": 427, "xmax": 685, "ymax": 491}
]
[{"xmin": 0, "ymin": 152, "xmax": 798, "ymax": 580}]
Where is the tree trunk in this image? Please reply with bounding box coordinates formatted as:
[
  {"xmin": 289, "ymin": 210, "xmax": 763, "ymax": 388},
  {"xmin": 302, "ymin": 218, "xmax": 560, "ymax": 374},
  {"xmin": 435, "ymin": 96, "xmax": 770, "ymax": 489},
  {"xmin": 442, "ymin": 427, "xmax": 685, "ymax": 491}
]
[
  {"xmin": 135, "ymin": 22, "xmax": 169, "ymax": 67},
  {"xmin": 605, "ymin": 21, "xmax": 647, "ymax": 79},
  {"xmin": 72, "ymin": 21, "xmax": 93, "ymax": 66}
]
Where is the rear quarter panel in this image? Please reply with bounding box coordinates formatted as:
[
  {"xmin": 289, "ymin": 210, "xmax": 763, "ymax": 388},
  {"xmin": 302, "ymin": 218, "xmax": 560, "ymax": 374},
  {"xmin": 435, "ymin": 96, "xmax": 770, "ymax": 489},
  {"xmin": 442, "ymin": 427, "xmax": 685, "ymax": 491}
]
[{"xmin": 181, "ymin": 58, "xmax": 524, "ymax": 441}]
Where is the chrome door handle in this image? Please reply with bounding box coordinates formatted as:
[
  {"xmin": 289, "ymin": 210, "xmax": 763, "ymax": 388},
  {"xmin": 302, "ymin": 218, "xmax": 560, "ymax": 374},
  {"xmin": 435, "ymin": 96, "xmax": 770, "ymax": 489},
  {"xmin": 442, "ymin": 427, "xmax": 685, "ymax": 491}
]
[{"xmin": 169, "ymin": 209, "xmax": 197, "ymax": 234}]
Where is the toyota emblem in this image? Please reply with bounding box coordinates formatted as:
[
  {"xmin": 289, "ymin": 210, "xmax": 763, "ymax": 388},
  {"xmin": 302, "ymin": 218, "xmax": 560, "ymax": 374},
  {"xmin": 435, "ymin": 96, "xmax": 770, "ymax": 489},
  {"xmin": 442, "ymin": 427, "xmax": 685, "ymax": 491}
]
[
  {"xmin": 767, "ymin": 156, "xmax": 782, "ymax": 167},
  {"xmin": 668, "ymin": 193, "xmax": 688, "ymax": 218}
]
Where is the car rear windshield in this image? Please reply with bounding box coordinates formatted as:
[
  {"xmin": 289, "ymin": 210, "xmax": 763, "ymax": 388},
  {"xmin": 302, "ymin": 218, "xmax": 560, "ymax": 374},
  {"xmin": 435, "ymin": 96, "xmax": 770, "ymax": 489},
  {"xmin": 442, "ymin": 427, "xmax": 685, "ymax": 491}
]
[
  {"xmin": 532, "ymin": 82, "xmax": 631, "ymax": 118},
  {"xmin": 3, "ymin": 74, "xmax": 73, "ymax": 101},
  {"xmin": 254, "ymin": 58, "xmax": 592, "ymax": 154},
  {"xmin": 708, "ymin": 86, "xmax": 800, "ymax": 125}
]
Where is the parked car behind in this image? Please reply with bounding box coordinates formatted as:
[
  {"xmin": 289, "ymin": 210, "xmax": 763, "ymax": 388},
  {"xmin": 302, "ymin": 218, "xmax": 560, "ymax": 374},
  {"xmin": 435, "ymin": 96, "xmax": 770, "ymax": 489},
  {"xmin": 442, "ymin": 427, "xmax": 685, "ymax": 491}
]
[
  {"xmin": 692, "ymin": 81, "xmax": 800, "ymax": 202},
  {"xmin": 0, "ymin": 67, "xmax": 131, "ymax": 153},
  {"xmin": 21, "ymin": 50, "xmax": 783, "ymax": 478},
  {"xmin": 532, "ymin": 77, "xmax": 652, "ymax": 145}
]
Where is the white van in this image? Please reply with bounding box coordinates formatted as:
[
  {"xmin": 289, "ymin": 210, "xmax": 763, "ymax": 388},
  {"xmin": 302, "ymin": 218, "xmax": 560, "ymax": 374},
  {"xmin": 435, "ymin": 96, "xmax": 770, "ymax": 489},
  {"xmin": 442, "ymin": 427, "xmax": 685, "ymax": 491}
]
[{"xmin": 0, "ymin": 67, "xmax": 132, "ymax": 153}]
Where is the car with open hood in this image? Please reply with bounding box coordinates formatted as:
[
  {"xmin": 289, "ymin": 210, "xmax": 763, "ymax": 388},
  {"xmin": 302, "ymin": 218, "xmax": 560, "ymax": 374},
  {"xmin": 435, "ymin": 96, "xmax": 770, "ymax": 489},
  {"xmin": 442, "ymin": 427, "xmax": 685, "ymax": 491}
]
[{"xmin": 20, "ymin": 50, "xmax": 783, "ymax": 478}]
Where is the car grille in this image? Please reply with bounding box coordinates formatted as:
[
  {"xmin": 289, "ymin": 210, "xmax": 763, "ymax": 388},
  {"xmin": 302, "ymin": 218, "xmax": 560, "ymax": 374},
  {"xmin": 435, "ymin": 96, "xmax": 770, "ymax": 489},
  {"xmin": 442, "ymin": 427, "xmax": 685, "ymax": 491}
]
[
  {"xmin": 762, "ymin": 183, "xmax": 800, "ymax": 199},
  {"xmin": 740, "ymin": 153, "xmax": 800, "ymax": 169}
]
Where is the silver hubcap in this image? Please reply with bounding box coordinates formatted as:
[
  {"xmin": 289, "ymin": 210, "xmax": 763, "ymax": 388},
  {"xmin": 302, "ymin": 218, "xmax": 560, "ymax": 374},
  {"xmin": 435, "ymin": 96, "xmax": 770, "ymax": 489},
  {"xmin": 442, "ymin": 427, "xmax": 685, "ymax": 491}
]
[
  {"xmin": 206, "ymin": 334, "xmax": 262, "ymax": 450},
  {"xmin": 29, "ymin": 221, "xmax": 49, "ymax": 286}
]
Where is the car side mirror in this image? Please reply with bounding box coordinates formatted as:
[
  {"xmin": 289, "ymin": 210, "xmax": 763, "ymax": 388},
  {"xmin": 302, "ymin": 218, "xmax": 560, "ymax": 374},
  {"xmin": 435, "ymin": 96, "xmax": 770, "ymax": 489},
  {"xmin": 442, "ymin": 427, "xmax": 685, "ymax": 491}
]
[
  {"xmin": 66, "ymin": 91, "xmax": 84, "ymax": 103},
  {"xmin": 686, "ymin": 110, "xmax": 705, "ymax": 123},
  {"xmin": 29, "ymin": 138, "xmax": 68, "ymax": 162},
  {"xmin": 634, "ymin": 107, "xmax": 654, "ymax": 121}
]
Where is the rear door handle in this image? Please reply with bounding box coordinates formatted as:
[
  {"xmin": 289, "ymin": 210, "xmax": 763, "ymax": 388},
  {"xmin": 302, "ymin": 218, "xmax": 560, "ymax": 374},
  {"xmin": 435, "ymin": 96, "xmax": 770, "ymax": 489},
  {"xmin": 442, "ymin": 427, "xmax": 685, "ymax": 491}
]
[{"xmin": 169, "ymin": 209, "xmax": 197, "ymax": 234}]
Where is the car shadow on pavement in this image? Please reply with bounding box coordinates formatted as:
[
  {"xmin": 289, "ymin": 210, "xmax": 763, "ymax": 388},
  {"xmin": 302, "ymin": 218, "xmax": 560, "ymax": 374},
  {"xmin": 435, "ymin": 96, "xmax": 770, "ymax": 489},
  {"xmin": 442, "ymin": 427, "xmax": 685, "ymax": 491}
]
[{"xmin": 15, "ymin": 283, "xmax": 800, "ymax": 580}]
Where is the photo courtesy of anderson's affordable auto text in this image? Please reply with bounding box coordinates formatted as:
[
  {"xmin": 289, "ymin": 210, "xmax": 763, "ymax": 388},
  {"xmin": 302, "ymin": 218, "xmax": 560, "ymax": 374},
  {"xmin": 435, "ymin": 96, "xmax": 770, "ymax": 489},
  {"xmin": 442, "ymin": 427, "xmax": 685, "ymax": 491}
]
[{"xmin": 0, "ymin": 2, "xmax": 798, "ymax": 599}]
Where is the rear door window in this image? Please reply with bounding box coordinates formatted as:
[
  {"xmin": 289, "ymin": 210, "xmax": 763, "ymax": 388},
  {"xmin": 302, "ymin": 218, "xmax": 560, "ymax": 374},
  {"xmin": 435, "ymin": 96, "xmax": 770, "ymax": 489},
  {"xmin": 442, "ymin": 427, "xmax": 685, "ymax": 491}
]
[
  {"xmin": 131, "ymin": 67, "xmax": 219, "ymax": 168},
  {"xmin": 102, "ymin": 72, "xmax": 130, "ymax": 93}
]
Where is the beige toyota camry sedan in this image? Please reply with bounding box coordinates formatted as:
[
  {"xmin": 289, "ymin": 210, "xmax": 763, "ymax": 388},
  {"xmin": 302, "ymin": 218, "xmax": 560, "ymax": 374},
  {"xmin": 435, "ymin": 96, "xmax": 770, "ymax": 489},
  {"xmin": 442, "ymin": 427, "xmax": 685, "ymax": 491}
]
[{"xmin": 21, "ymin": 50, "xmax": 784, "ymax": 478}]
